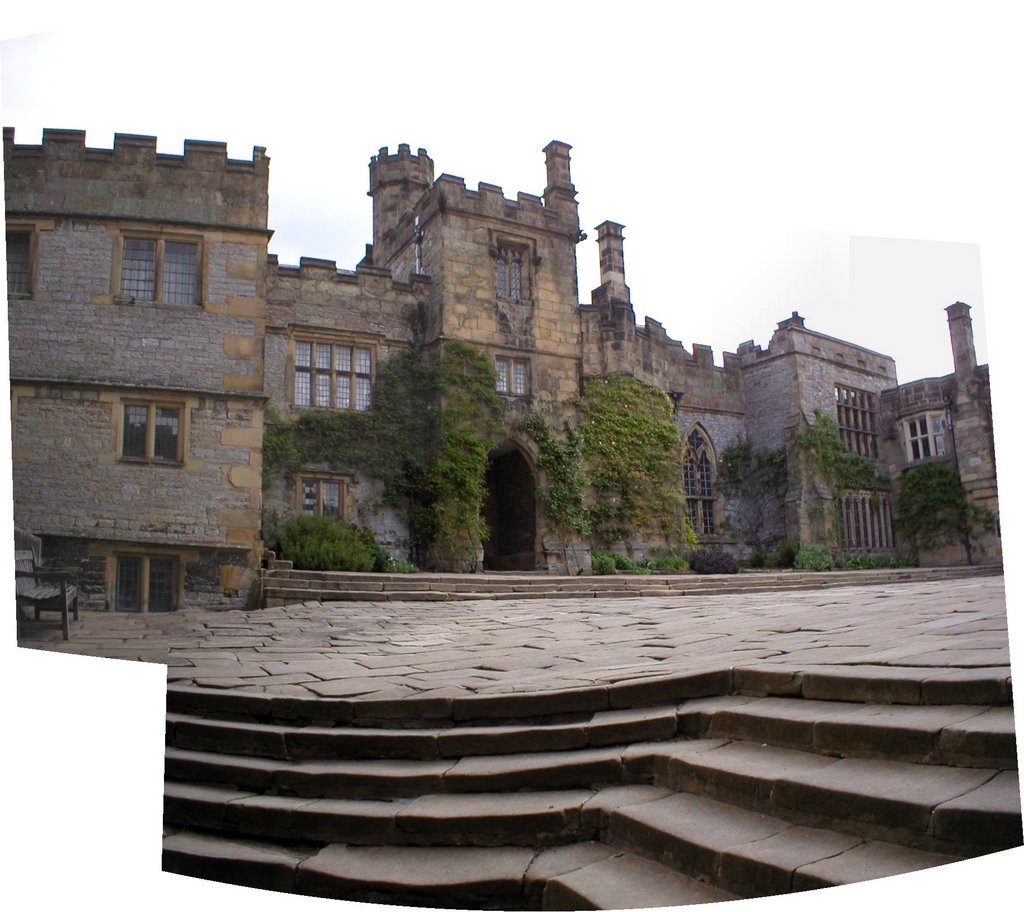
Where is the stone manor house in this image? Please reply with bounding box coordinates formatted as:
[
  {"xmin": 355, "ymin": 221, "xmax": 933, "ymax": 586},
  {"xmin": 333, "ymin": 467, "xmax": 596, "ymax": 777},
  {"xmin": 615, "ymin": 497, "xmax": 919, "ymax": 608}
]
[{"xmin": 4, "ymin": 128, "xmax": 1001, "ymax": 612}]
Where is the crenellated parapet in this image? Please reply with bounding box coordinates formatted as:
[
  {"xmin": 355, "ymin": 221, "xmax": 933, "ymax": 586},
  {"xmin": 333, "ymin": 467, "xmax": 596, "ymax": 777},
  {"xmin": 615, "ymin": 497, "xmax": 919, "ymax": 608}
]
[
  {"xmin": 267, "ymin": 253, "xmax": 432, "ymax": 297},
  {"xmin": 3, "ymin": 127, "xmax": 269, "ymax": 231},
  {"xmin": 580, "ymin": 305, "xmax": 745, "ymax": 415}
]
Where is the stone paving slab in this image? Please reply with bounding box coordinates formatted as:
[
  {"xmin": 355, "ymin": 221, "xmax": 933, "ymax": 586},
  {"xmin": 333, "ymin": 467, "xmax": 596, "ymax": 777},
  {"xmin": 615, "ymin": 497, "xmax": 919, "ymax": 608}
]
[{"xmin": 17, "ymin": 577, "xmax": 1014, "ymax": 710}]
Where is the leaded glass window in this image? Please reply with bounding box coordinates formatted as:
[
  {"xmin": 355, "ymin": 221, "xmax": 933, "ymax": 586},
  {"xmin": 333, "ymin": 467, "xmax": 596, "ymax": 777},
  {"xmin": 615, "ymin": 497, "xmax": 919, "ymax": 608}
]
[
  {"xmin": 294, "ymin": 340, "xmax": 373, "ymax": 411},
  {"xmin": 683, "ymin": 427, "xmax": 715, "ymax": 535}
]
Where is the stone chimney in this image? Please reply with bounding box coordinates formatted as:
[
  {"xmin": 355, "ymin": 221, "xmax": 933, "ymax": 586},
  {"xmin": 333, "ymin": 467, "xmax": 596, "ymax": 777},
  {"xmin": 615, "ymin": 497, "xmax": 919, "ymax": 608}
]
[
  {"xmin": 945, "ymin": 301, "xmax": 978, "ymax": 379},
  {"xmin": 595, "ymin": 221, "xmax": 630, "ymax": 303}
]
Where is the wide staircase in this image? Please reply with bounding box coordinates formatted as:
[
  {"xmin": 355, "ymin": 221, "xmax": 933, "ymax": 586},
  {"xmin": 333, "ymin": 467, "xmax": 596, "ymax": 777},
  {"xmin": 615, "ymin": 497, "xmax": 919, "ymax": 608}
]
[
  {"xmin": 163, "ymin": 663, "xmax": 1020, "ymax": 909},
  {"xmin": 262, "ymin": 563, "xmax": 1001, "ymax": 607}
]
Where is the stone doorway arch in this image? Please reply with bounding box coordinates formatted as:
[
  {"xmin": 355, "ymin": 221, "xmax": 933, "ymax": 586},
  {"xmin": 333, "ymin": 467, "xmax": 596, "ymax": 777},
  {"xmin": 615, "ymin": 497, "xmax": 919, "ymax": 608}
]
[{"xmin": 482, "ymin": 443, "xmax": 538, "ymax": 571}]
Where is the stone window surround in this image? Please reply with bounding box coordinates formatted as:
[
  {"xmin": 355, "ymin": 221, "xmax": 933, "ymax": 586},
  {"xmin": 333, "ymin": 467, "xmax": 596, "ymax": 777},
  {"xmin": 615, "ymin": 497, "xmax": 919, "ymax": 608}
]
[
  {"xmin": 683, "ymin": 424, "xmax": 716, "ymax": 536},
  {"xmin": 115, "ymin": 398, "xmax": 188, "ymax": 465},
  {"xmin": 112, "ymin": 229, "xmax": 204, "ymax": 306},
  {"xmin": 490, "ymin": 232, "xmax": 536, "ymax": 304},
  {"xmin": 840, "ymin": 490, "xmax": 894, "ymax": 552},
  {"xmin": 495, "ymin": 355, "xmax": 530, "ymax": 396},
  {"xmin": 5, "ymin": 221, "xmax": 42, "ymax": 297},
  {"xmin": 835, "ymin": 383, "xmax": 879, "ymax": 458},
  {"xmin": 290, "ymin": 331, "xmax": 377, "ymax": 412},
  {"xmin": 296, "ymin": 473, "xmax": 351, "ymax": 520},
  {"xmin": 107, "ymin": 551, "xmax": 183, "ymax": 613},
  {"xmin": 904, "ymin": 410, "xmax": 948, "ymax": 463}
]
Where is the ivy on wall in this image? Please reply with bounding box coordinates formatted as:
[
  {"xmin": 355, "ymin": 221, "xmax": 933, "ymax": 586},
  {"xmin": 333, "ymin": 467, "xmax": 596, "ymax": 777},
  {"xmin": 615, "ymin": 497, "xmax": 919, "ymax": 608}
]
[
  {"xmin": 262, "ymin": 340, "xmax": 502, "ymax": 569},
  {"xmin": 894, "ymin": 460, "xmax": 996, "ymax": 564},
  {"xmin": 423, "ymin": 340, "xmax": 504, "ymax": 569},
  {"xmin": 716, "ymin": 438, "xmax": 788, "ymax": 545},
  {"xmin": 516, "ymin": 413, "xmax": 591, "ymax": 565},
  {"xmin": 793, "ymin": 409, "xmax": 882, "ymax": 547},
  {"xmin": 575, "ymin": 375, "xmax": 688, "ymax": 550},
  {"xmin": 794, "ymin": 410, "xmax": 879, "ymax": 495}
]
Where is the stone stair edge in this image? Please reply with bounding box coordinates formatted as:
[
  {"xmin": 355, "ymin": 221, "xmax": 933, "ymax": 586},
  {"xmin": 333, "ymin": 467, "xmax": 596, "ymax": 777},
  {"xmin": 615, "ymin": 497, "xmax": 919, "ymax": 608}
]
[
  {"xmin": 260, "ymin": 565, "xmax": 1003, "ymax": 606},
  {"xmin": 165, "ymin": 662, "xmax": 1014, "ymax": 728}
]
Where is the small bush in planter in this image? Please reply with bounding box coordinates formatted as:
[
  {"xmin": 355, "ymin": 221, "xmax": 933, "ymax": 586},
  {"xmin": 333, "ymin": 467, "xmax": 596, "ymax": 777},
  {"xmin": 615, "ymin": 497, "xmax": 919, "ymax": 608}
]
[
  {"xmin": 793, "ymin": 543, "xmax": 834, "ymax": 571},
  {"xmin": 591, "ymin": 551, "xmax": 617, "ymax": 575},
  {"xmin": 689, "ymin": 549, "xmax": 739, "ymax": 575}
]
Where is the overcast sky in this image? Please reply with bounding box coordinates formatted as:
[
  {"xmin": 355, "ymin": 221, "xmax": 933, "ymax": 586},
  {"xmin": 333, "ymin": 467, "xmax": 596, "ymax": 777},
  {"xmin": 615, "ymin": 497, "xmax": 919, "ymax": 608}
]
[
  {"xmin": 3, "ymin": 3, "xmax": 1023, "ymax": 910},
  {"xmin": 4, "ymin": 2, "xmax": 1020, "ymax": 384}
]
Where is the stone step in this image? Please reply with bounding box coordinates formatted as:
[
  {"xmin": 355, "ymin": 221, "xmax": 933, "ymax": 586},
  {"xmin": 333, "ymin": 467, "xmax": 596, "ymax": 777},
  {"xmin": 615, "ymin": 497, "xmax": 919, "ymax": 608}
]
[
  {"xmin": 539, "ymin": 848, "xmax": 735, "ymax": 909},
  {"xmin": 162, "ymin": 832, "xmax": 736, "ymax": 909},
  {"xmin": 163, "ymin": 745, "xmax": 631, "ymax": 798},
  {"xmin": 623, "ymin": 738, "xmax": 1022, "ymax": 854},
  {"xmin": 262, "ymin": 565, "xmax": 1000, "ymax": 606},
  {"xmin": 163, "ymin": 781, "xmax": 601, "ymax": 847},
  {"xmin": 679, "ymin": 696, "xmax": 1018, "ymax": 767},
  {"xmin": 164, "ymin": 732, "xmax": 1021, "ymax": 855},
  {"xmin": 166, "ymin": 705, "xmax": 679, "ymax": 760},
  {"xmin": 604, "ymin": 791, "xmax": 964, "ymax": 898},
  {"xmin": 163, "ymin": 780, "xmax": 976, "ymax": 905}
]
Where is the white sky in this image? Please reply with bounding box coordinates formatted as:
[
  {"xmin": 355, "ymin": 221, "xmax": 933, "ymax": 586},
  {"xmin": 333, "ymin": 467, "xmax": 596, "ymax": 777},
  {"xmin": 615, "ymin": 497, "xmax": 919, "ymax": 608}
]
[{"xmin": 3, "ymin": 3, "xmax": 1023, "ymax": 911}]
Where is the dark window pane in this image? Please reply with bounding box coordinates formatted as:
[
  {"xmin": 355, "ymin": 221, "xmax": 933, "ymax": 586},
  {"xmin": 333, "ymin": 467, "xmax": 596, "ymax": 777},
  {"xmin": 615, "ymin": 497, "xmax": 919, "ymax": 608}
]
[
  {"xmin": 122, "ymin": 239, "xmax": 156, "ymax": 300},
  {"xmin": 123, "ymin": 405, "xmax": 148, "ymax": 458},
  {"xmin": 322, "ymin": 482, "xmax": 341, "ymax": 517},
  {"xmin": 116, "ymin": 558, "xmax": 142, "ymax": 612},
  {"xmin": 355, "ymin": 377, "xmax": 372, "ymax": 411},
  {"xmin": 148, "ymin": 559, "xmax": 175, "ymax": 612},
  {"xmin": 163, "ymin": 241, "xmax": 198, "ymax": 304},
  {"xmin": 294, "ymin": 371, "xmax": 311, "ymax": 406},
  {"xmin": 153, "ymin": 408, "xmax": 180, "ymax": 461},
  {"xmin": 301, "ymin": 481, "xmax": 318, "ymax": 514},
  {"xmin": 6, "ymin": 232, "xmax": 30, "ymax": 294}
]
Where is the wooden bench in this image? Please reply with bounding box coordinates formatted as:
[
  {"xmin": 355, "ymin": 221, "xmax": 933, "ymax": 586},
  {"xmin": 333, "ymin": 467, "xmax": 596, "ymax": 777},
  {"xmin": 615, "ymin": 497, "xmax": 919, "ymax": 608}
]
[{"xmin": 15, "ymin": 549, "xmax": 80, "ymax": 640}]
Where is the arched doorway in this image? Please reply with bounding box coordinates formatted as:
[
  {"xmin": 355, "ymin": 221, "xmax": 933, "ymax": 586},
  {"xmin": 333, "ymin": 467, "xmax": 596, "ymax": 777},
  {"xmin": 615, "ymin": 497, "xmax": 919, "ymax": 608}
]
[{"xmin": 482, "ymin": 444, "xmax": 538, "ymax": 570}]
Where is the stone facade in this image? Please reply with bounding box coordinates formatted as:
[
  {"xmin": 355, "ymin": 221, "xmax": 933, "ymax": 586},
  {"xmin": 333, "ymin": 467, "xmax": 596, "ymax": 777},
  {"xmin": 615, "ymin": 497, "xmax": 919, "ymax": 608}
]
[
  {"xmin": 6, "ymin": 128, "xmax": 267, "ymax": 611},
  {"xmin": 5, "ymin": 128, "xmax": 1002, "ymax": 612}
]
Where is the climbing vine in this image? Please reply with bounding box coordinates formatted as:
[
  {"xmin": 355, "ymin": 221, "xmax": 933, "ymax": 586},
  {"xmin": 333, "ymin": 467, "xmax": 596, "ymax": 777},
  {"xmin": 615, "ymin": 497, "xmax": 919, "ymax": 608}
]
[
  {"xmin": 792, "ymin": 410, "xmax": 883, "ymax": 546},
  {"xmin": 262, "ymin": 340, "xmax": 502, "ymax": 570},
  {"xmin": 516, "ymin": 413, "xmax": 591, "ymax": 567},
  {"xmin": 894, "ymin": 461, "xmax": 996, "ymax": 564},
  {"xmin": 576, "ymin": 375, "xmax": 688, "ymax": 549},
  {"xmin": 794, "ymin": 411, "xmax": 879, "ymax": 496},
  {"xmin": 424, "ymin": 340, "xmax": 504, "ymax": 570},
  {"xmin": 716, "ymin": 438, "xmax": 788, "ymax": 545}
]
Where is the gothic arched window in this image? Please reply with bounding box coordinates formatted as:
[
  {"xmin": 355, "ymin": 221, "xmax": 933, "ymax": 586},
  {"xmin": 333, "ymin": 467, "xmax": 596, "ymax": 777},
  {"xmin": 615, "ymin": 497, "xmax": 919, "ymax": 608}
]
[{"xmin": 683, "ymin": 427, "xmax": 716, "ymax": 535}]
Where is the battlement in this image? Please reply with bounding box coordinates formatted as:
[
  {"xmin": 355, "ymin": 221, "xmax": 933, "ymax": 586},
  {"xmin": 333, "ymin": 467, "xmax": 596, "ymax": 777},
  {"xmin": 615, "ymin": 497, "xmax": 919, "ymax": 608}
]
[
  {"xmin": 267, "ymin": 252, "xmax": 430, "ymax": 293},
  {"xmin": 368, "ymin": 144, "xmax": 435, "ymax": 192},
  {"xmin": 3, "ymin": 127, "xmax": 269, "ymax": 231},
  {"xmin": 430, "ymin": 172, "xmax": 574, "ymax": 234}
]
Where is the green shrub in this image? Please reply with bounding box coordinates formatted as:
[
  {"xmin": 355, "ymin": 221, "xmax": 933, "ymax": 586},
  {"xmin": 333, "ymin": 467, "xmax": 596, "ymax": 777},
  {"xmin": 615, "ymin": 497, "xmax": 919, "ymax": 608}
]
[
  {"xmin": 612, "ymin": 553, "xmax": 634, "ymax": 572},
  {"xmin": 649, "ymin": 554, "xmax": 689, "ymax": 572},
  {"xmin": 280, "ymin": 516, "xmax": 384, "ymax": 572},
  {"xmin": 794, "ymin": 543, "xmax": 834, "ymax": 572},
  {"xmin": 591, "ymin": 551, "xmax": 617, "ymax": 575},
  {"xmin": 836, "ymin": 553, "xmax": 915, "ymax": 570},
  {"xmin": 387, "ymin": 560, "xmax": 420, "ymax": 573},
  {"xmin": 690, "ymin": 549, "xmax": 739, "ymax": 575}
]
